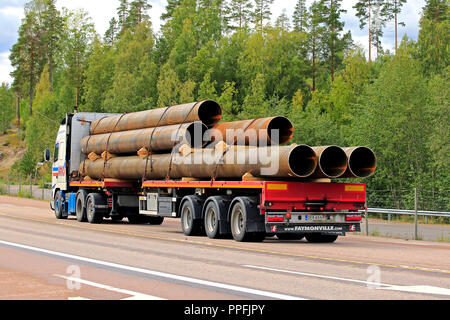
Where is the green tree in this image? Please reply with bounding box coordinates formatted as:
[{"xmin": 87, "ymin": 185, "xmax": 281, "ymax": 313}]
[
  {"xmin": 251, "ymin": 0, "xmax": 274, "ymax": 33},
  {"xmin": 0, "ymin": 84, "xmax": 15, "ymax": 133},
  {"xmin": 103, "ymin": 22, "xmax": 159, "ymax": 113},
  {"xmin": 417, "ymin": 0, "xmax": 449, "ymax": 76},
  {"xmin": 225, "ymin": 0, "xmax": 254, "ymax": 29},
  {"xmin": 293, "ymin": 0, "xmax": 308, "ymax": 32},
  {"xmin": 60, "ymin": 9, "xmax": 96, "ymax": 110}
]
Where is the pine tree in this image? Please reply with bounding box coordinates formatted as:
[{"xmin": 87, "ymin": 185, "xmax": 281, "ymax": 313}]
[
  {"xmin": 275, "ymin": 9, "xmax": 291, "ymax": 30},
  {"xmin": 293, "ymin": 0, "xmax": 308, "ymax": 32},
  {"xmin": 318, "ymin": 0, "xmax": 350, "ymax": 81},
  {"xmin": 384, "ymin": 0, "xmax": 406, "ymax": 54},
  {"xmin": 251, "ymin": 0, "xmax": 274, "ymax": 33},
  {"xmin": 105, "ymin": 17, "xmax": 119, "ymax": 46},
  {"xmin": 225, "ymin": 0, "xmax": 254, "ymax": 30},
  {"xmin": 127, "ymin": 0, "xmax": 152, "ymax": 27},
  {"xmin": 161, "ymin": 0, "xmax": 182, "ymax": 21},
  {"xmin": 9, "ymin": 11, "xmax": 44, "ymax": 116}
]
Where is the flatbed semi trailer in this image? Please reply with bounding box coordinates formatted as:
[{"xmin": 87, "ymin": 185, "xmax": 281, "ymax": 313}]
[{"xmin": 47, "ymin": 113, "xmax": 364, "ymax": 243}]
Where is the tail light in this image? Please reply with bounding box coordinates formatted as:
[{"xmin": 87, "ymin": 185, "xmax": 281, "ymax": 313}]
[{"xmin": 346, "ymin": 214, "xmax": 362, "ymax": 221}]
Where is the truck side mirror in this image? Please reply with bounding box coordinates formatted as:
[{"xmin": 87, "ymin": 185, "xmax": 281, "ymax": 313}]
[{"xmin": 44, "ymin": 149, "xmax": 51, "ymax": 162}]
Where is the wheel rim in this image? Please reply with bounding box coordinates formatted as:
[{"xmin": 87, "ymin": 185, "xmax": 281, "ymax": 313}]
[
  {"xmin": 205, "ymin": 206, "xmax": 217, "ymax": 234},
  {"xmin": 182, "ymin": 206, "xmax": 192, "ymax": 231},
  {"xmin": 87, "ymin": 197, "xmax": 94, "ymax": 220},
  {"xmin": 76, "ymin": 197, "xmax": 83, "ymax": 218},
  {"xmin": 232, "ymin": 206, "xmax": 244, "ymax": 236}
]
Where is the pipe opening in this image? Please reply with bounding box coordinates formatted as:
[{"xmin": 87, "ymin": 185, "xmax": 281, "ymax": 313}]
[
  {"xmin": 348, "ymin": 147, "xmax": 377, "ymax": 178},
  {"xmin": 267, "ymin": 116, "xmax": 294, "ymax": 145},
  {"xmin": 186, "ymin": 122, "xmax": 208, "ymax": 148},
  {"xmin": 198, "ymin": 100, "xmax": 223, "ymax": 127},
  {"xmin": 289, "ymin": 145, "xmax": 318, "ymax": 178},
  {"xmin": 319, "ymin": 146, "xmax": 348, "ymax": 178}
]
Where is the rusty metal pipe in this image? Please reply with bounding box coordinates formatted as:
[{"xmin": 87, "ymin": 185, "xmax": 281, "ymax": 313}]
[
  {"xmin": 90, "ymin": 100, "xmax": 222, "ymax": 135},
  {"xmin": 311, "ymin": 146, "xmax": 348, "ymax": 178},
  {"xmin": 342, "ymin": 147, "xmax": 377, "ymax": 178},
  {"xmin": 79, "ymin": 145, "xmax": 317, "ymax": 180},
  {"xmin": 81, "ymin": 122, "xmax": 207, "ymax": 155},
  {"xmin": 209, "ymin": 117, "xmax": 294, "ymax": 146}
]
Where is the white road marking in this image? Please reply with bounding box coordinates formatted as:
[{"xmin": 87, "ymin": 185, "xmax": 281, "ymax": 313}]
[
  {"xmin": 243, "ymin": 265, "xmax": 450, "ymax": 297},
  {"xmin": 0, "ymin": 240, "xmax": 304, "ymax": 300},
  {"xmin": 379, "ymin": 285, "xmax": 450, "ymax": 296},
  {"xmin": 55, "ymin": 274, "xmax": 164, "ymax": 300},
  {"xmin": 68, "ymin": 297, "xmax": 91, "ymax": 300}
]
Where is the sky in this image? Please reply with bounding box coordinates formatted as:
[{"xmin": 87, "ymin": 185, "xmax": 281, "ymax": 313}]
[{"xmin": 0, "ymin": 0, "xmax": 425, "ymax": 85}]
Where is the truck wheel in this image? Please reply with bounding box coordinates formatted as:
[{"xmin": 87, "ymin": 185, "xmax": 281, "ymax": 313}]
[
  {"xmin": 86, "ymin": 193, "xmax": 105, "ymax": 224},
  {"xmin": 54, "ymin": 191, "xmax": 67, "ymax": 220},
  {"xmin": 276, "ymin": 233, "xmax": 305, "ymax": 241},
  {"xmin": 230, "ymin": 199, "xmax": 265, "ymax": 242},
  {"xmin": 180, "ymin": 199, "xmax": 203, "ymax": 236},
  {"xmin": 305, "ymin": 234, "xmax": 338, "ymax": 243},
  {"xmin": 76, "ymin": 190, "xmax": 88, "ymax": 222},
  {"xmin": 204, "ymin": 201, "xmax": 220, "ymax": 239}
]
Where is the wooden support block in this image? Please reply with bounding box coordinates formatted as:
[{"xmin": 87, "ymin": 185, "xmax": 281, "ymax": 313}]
[
  {"xmin": 102, "ymin": 151, "xmax": 118, "ymax": 161},
  {"xmin": 88, "ymin": 152, "xmax": 101, "ymax": 161},
  {"xmin": 138, "ymin": 147, "xmax": 154, "ymax": 159},
  {"xmin": 242, "ymin": 172, "xmax": 266, "ymax": 182},
  {"xmin": 182, "ymin": 177, "xmax": 201, "ymax": 182},
  {"xmin": 179, "ymin": 144, "xmax": 192, "ymax": 156},
  {"xmin": 214, "ymin": 141, "xmax": 228, "ymax": 154},
  {"xmin": 83, "ymin": 176, "xmax": 94, "ymax": 182}
]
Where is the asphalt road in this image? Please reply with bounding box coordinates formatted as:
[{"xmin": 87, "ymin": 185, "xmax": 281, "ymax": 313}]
[{"xmin": 0, "ymin": 195, "xmax": 449, "ymax": 301}]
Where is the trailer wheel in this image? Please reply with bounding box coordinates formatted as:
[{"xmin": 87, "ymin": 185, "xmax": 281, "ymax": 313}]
[
  {"xmin": 54, "ymin": 191, "xmax": 67, "ymax": 220},
  {"xmin": 204, "ymin": 201, "xmax": 220, "ymax": 239},
  {"xmin": 86, "ymin": 193, "xmax": 105, "ymax": 224},
  {"xmin": 276, "ymin": 233, "xmax": 305, "ymax": 241},
  {"xmin": 305, "ymin": 234, "xmax": 338, "ymax": 243},
  {"xmin": 76, "ymin": 190, "xmax": 88, "ymax": 222},
  {"xmin": 180, "ymin": 197, "xmax": 204, "ymax": 236},
  {"xmin": 230, "ymin": 198, "xmax": 265, "ymax": 243}
]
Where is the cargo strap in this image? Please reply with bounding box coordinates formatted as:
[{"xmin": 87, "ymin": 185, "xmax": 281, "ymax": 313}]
[
  {"xmin": 211, "ymin": 118, "xmax": 259, "ymax": 184},
  {"xmin": 81, "ymin": 116, "xmax": 108, "ymax": 182},
  {"xmin": 165, "ymin": 102, "xmax": 200, "ymax": 181},
  {"xmin": 102, "ymin": 113, "xmax": 127, "ymax": 181},
  {"xmin": 143, "ymin": 105, "xmax": 173, "ymax": 182}
]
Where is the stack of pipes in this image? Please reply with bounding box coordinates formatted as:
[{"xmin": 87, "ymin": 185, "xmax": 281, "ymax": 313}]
[{"xmin": 79, "ymin": 100, "xmax": 376, "ymax": 181}]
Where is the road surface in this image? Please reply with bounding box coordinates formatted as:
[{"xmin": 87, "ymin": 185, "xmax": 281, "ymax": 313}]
[{"xmin": 0, "ymin": 195, "xmax": 449, "ymax": 301}]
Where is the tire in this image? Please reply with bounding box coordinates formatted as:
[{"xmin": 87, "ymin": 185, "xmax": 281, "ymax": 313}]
[
  {"xmin": 180, "ymin": 199, "xmax": 203, "ymax": 236},
  {"xmin": 276, "ymin": 233, "xmax": 305, "ymax": 241},
  {"xmin": 54, "ymin": 191, "xmax": 67, "ymax": 220},
  {"xmin": 230, "ymin": 200, "xmax": 265, "ymax": 242},
  {"xmin": 204, "ymin": 201, "xmax": 220, "ymax": 239},
  {"xmin": 305, "ymin": 234, "xmax": 338, "ymax": 243},
  {"xmin": 86, "ymin": 193, "xmax": 105, "ymax": 224},
  {"xmin": 76, "ymin": 190, "xmax": 88, "ymax": 222}
]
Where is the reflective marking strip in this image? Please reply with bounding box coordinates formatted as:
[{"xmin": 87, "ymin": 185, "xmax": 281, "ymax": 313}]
[
  {"xmin": 267, "ymin": 184, "xmax": 288, "ymax": 191},
  {"xmin": 345, "ymin": 185, "xmax": 365, "ymax": 192}
]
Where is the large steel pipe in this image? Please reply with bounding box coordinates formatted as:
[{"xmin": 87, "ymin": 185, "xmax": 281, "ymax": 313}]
[
  {"xmin": 311, "ymin": 146, "xmax": 348, "ymax": 178},
  {"xmin": 90, "ymin": 100, "xmax": 222, "ymax": 135},
  {"xmin": 209, "ymin": 117, "xmax": 294, "ymax": 146},
  {"xmin": 79, "ymin": 145, "xmax": 318, "ymax": 180},
  {"xmin": 342, "ymin": 147, "xmax": 377, "ymax": 178},
  {"xmin": 80, "ymin": 122, "xmax": 207, "ymax": 155}
]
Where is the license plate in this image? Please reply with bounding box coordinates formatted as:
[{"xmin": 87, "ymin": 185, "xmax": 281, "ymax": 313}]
[{"xmin": 306, "ymin": 215, "xmax": 324, "ymax": 221}]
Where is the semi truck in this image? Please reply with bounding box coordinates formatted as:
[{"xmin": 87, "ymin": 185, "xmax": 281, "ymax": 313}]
[{"xmin": 45, "ymin": 112, "xmax": 365, "ymax": 243}]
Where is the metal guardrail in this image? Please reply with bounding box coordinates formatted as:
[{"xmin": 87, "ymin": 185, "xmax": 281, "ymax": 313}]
[{"xmin": 361, "ymin": 208, "xmax": 450, "ymax": 218}]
